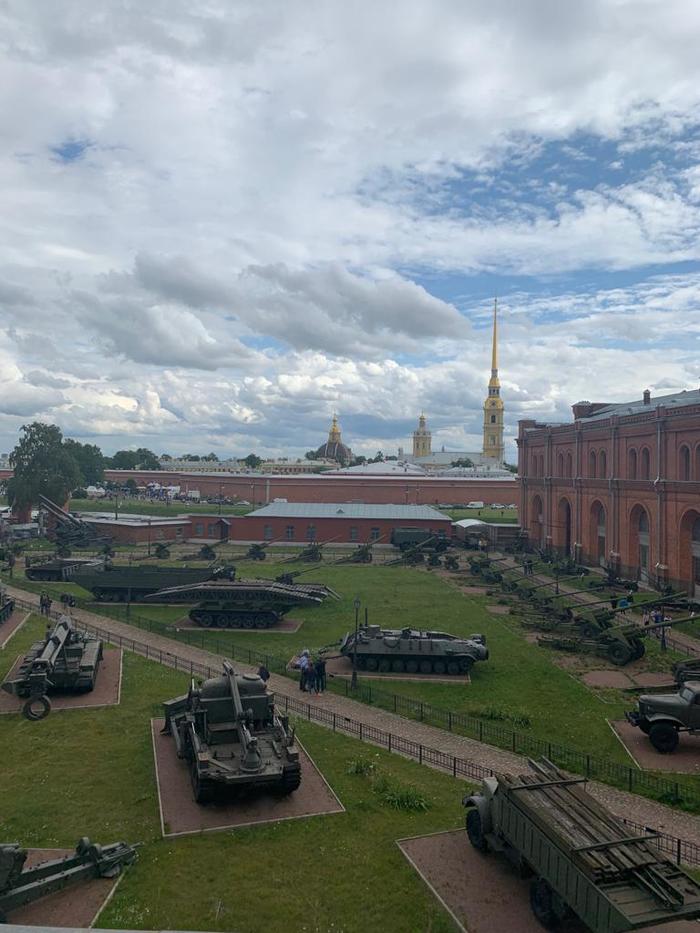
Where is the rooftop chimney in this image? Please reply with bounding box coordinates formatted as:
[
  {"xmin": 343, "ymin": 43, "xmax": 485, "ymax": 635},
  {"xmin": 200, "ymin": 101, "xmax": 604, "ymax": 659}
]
[{"xmin": 643, "ymin": 389, "xmax": 651, "ymax": 405}]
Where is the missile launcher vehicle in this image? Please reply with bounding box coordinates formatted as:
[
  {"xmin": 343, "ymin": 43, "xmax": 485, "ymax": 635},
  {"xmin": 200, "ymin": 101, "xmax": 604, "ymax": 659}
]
[
  {"xmin": 1, "ymin": 616, "xmax": 103, "ymax": 720},
  {"xmin": 72, "ymin": 563, "xmax": 234, "ymax": 602},
  {"xmin": 0, "ymin": 837, "xmax": 139, "ymax": 922},
  {"xmin": 162, "ymin": 661, "xmax": 301, "ymax": 803},
  {"xmin": 145, "ymin": 578, "xmax": 340, "ymax": 628},
  {"xmin": 337, "ymin": 624, "xmax": 488, "ymax": 675}
]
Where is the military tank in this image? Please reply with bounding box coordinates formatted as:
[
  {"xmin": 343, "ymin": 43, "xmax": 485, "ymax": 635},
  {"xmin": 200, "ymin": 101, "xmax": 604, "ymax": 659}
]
[
  {"xmin": 162, "ymin": 661, "xmax": 301, "ymax": 803},
  {"xmin": 25, "ymin": 556, "xmax": 103, "ymax": 582},
  {"xmin": 72, "ymin": 563, "xmax": 234, "ymax": 601},
  {"xmin": 1, "ymin": 616, "xmax": 103, "ymax": 719},
  {"xmin": 145, "ymin": 578, "xmax": 340, "ymax": 628},
  {"xmin": 337, "ymin": 624, "xmax": 489, "ymax": 675}
]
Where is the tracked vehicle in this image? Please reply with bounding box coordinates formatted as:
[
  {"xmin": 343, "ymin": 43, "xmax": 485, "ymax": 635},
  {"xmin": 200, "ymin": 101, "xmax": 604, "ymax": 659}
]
[
  {"xmin": 72, "ymin": 563, "xmax": 233, "ymax": 601},
  {"xmin": 25, "ymin": 556, "xmax": 103, "ymax": 582},
  {"xmin": 146, "ymin": 578, "xmax": 340, "ymax": 628},
  {"xmin": 337, "ymin": 624, "xmax": 488, "ymax": 675},
  {"xmin": 1, "ymin": 616, "xmax": 103, "ymax": 720},
  {"xmin": 162, "ymin": 661, "xmax": 300, "ymax": 803}
]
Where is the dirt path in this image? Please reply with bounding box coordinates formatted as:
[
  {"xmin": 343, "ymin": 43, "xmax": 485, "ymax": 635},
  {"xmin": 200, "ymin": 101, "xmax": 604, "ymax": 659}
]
[{"xmin": 8, "ymin": 584, "xmax": 700, "ymax": 853}]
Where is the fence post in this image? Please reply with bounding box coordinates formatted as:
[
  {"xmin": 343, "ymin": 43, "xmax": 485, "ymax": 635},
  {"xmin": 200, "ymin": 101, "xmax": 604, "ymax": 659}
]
[
  {"xmin": 393, "ymin": 694, "xmax": 397, "ymax": 713},
  {"xmin": 307, "ymin": 703, "xmax": 311, "ymax": 721},
  {"xmin": 453, "ymin": 756, "xmax": 457, "ymax": 777},
  {"xmin": 419, "ymin": 702, "xmax": 424, "ymax": 722},
  {"xmin": 388, "ymin": 733, "xmax": 392, "ymax": 753},
  {"xmin": 333, "ymin": 714, "xmax": 336, "ymax": 732},
  {"xmin": 448, "ymin": 711, "xmax": 452, "ymax": 732},
  {"xmin": 359, "ymin": 723, "xmax": 363, "ymax": 741},
  {"xmin": 677, "ymin": 838, "xmax": 682, "ymax": 865},
  {"xmin": 479, "ymin": 721, "xmax": 483, "ymax": 742},
  {"xmin": 628, "ymin": 768, "xmax": 633, "ymax": 792},
  {"xmin": 586, "ymin": 754, "xmax": 590, "ymax": 777},
  {"xmin": 419, "ymin": 745, "xmax": 423, "ymax": 765}
]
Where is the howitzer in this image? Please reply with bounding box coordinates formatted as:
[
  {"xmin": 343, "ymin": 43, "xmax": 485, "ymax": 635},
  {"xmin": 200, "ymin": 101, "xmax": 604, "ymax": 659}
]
[
  {"xmin": 0, "ymin": 616, "xmax": 103, "ymax": 720},
  {"xmin": 386, "ymin": 535, "xmax": 439, "ymax": 566},
  {"xmin": 0, "ymin": 838, "xmax": 139, "ymax": 922},
  {"xmin": 245, "ymin": 536, "xmax": 286, "ymax": 561},
  {"xmin": 281, "ymin": 536, "xmax": 342, "ymax": 563},
  {"xmin": 332, "ymin": 534, "xmax": 385, "ymax": 565}
]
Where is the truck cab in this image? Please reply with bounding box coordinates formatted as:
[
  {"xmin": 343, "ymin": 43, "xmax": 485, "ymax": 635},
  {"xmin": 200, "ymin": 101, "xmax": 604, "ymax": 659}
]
[{"xmin": 626, "ymin": 681, "xmax": 700, "ymax": 753}]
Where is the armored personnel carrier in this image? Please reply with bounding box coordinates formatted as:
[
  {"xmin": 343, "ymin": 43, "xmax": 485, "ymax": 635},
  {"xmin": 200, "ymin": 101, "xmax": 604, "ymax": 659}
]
[
  {"xmin": 25, "ymin": 556, "xmax": 103, "ymax": 582},
  {"xmin": 72, "ymin": 563, "xmax": 233, "ymax": 601},
  {"xmin": 338, "ymin": 624, "xmax": 488, "ymax": 674},
  {"xmin": 1, "ymin": 616, "xmax": 103, "ymax": 720},
  {"xmin": 145, "ymin": 578, "xmax": 340, "ymax": 628},
  {"xmin": 162, "ymin": 661, "xmax": 301, "ymax": 803}
]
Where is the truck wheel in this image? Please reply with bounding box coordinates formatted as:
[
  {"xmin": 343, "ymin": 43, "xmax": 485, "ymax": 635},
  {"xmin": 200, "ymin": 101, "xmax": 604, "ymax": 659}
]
[
  {"xmin": 631, "ymin": 638, "xmax": 645, "ymax": 660},
  {"xmin": 638, "ymin": 717, "xmax": 651, "ymax": 735},
  {"xmin": 466, "ymin": 809, "xmax": 488, "ymax": 852},
  {"xmin": 22, "ymin": 695, "xmax": 51, "ymax": 721},
  {"xmin": 649, "ymin": 722, "xmax": 679, "ymax": 754},
  {"xmin": 580, "ymin": 623, "xmax": 599, "ymax": 639},
  {"xmin": 529, "ymin": 879, "xmax": 560, "ymax": 929}
]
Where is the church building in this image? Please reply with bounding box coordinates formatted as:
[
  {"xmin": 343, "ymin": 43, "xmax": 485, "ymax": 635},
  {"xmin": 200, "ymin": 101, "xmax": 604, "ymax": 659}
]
[{"xmin": 313, "ymin": 414, "xmax": 353, "ymax": 465}]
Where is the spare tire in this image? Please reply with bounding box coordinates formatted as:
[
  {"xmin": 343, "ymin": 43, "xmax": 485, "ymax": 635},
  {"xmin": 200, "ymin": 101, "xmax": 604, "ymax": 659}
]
[{"xmin": 22, "ymin": 695, "xmax": 51, "ymax": 721}]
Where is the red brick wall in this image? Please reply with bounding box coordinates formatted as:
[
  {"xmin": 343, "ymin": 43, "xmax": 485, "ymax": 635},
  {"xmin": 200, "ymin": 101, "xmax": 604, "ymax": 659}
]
[
  {"xmin": 517, "ymin": 400, "xmax": 700, "ymax": 592},
  {"xmin": 225, "ymin": 514, "xmax": 453, "ymax": 544}
]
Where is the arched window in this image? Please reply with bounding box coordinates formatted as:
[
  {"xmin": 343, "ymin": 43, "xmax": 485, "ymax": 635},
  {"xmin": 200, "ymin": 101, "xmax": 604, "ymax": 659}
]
[
  {"xmin": 640, "ymin": 447, "xmax": 650, "ymax": 480},
  {"xmin": 566, "ymin": 452, "xmax": 573, "ymax": 478},
  {"xmin": 639, "ymin": 510, "xmax": 649, "ymax": 533},
  {"xmin": 557, "ymin": 453, "xmax": 564, "ymax": 477},
  {"xmin": 589, "ymin": 450, "xmax": 597, "ymax": 478},
  {"xmin": 599, "ymin": 449, "xmax": 607, "ymax": 478},
  {"xmin": 628, "ymin": 448, "xmax": 637, "ymax": 480},
  {"xmin": 680, "ymin": 445, "xmax": 691, "ymax": 481}
]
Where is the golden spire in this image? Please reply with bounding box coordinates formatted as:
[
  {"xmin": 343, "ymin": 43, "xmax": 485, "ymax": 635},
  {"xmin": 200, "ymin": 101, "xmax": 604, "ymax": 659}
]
[
  {"xmin": 491, "ymin": 298, "xmax": 498, "ymax": 378},
  {"xmin": 328, "ymin": 412, "xmax": 341, "ymax": 444}
]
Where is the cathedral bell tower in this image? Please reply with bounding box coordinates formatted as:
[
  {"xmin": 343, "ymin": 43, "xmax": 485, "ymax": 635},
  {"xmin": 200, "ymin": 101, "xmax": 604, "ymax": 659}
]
[
  {"xmin": 482, "ymin": 299, "xmax": 504, "ymax": 461},
  {"xmin": 412, "ymin": 412, "xmax": 431, "ymax": 458}
]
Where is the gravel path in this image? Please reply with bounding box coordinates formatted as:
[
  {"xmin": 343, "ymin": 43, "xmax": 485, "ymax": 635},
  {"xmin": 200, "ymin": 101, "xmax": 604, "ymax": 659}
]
[{"xmin": 8, "ymin": 584, "xmax": 700, "ymax": 851}]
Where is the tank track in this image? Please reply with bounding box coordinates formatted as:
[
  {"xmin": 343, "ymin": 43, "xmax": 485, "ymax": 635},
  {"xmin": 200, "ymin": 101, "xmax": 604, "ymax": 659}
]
[
  {"xmin": 189, "ymin": 609, "xmax": 280, "ymax": 629},
  {"xmin": 355, "ymin": 655, "xmax": 473, "ymax": 675}
]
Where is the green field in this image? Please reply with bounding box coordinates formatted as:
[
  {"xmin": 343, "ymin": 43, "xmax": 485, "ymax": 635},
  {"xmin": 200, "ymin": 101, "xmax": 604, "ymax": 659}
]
[{"xmin": 0, "ymin": 613, "xmax": 466, "ymax": 932}]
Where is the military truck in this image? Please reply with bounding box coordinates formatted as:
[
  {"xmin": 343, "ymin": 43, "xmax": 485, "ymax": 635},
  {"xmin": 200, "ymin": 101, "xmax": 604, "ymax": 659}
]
[
  {"xmin": 162, "ymin": 661, "xmax": 301, "ymax": 803},
  {"xmin": 0, "ymin": 837, "xmax": 139, "ymax": 922},
  {"xmin": 1, "ymin": 616, "xmax": 103, "ymax": 720},
  {"xmin": 464, "ymin": 758, "xmax": 700, "ymax": 932},
  {"xmin": 390, "ymin": 528, "xmax": 448, "ymax": 552},
  {"xmin": 72, "ymin": 563, "xmax": 233, "ymax": 601},
  {"xmin": 337, "ymin": 624, "xmax": 488, "ymax": 674},
  {"xmin": 145, "ymin": 578, "xmax": 339, "ymax": 628},
  {"xmin": 626, "ymin": 681, "xmax": 700, "ymax": 753}
]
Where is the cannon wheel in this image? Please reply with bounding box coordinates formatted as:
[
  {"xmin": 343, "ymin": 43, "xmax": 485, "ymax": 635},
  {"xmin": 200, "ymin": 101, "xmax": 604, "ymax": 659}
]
[
  {"xmin": 607, "ymin": 641, "xmax": 633, "ymax": 666},
  {"xmin": 466, "ymin": 808, "xmax": 488, "ymax": 852},
  {"xmin": 23, "ymin": 695, "xmax": 51, "ymax": 721}
]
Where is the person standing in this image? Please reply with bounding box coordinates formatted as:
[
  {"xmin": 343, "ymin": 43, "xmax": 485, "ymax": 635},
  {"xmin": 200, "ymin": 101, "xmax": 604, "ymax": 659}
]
[
  {"xmin": 257, "ymin": 663, "xmax": 270, "ymax": 686},
  {"xmin": 298, "ymin": 651, "xmax": 309, "ymax": 691},
  {"xmin": 314, "ymin": 656, "xmax": 326, "ymax": 694},
  {"xmin": 305, "ymin": 657, "xmax": 317, "ymax": 695}
]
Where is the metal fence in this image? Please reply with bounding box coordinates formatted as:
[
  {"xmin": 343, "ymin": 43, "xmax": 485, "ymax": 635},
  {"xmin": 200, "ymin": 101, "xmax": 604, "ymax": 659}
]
[
  {"xmin": 7, "ymin": 581, "xmax": 700, "ymax": 815},
  {"xmin": 9, "ymin": 593, "xmax": 700, "ymax": 869}
]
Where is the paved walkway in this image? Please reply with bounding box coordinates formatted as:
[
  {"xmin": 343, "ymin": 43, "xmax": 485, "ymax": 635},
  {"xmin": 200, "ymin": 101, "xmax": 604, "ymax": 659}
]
[{"xmin": 7, "ymin": 583, "xmax": 700, "ymax": 850}]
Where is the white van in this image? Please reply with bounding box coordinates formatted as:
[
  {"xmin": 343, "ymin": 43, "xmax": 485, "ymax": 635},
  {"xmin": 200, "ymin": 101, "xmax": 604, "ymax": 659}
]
[{"xmin": 466, "ymin": 501, "xmax": 485, "ymax": 509}]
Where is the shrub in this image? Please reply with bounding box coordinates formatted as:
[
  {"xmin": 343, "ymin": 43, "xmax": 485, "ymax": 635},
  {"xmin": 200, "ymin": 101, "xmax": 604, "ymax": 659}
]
[
  {"xmin": 372, "ymin": 775, "xmax": 430, "ymax": 812},
  {"xmin": 347, "ymin": 755, "xmax": 377, "ymax": 777}
]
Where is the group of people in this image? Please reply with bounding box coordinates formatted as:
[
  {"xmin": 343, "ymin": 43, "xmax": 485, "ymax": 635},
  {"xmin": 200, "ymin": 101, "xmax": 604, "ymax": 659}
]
[
  {"xmin": 297, "ymin": 650, "xmax": 327, "ymax": 694},
  {"xmin": 39, "ymin": 591, "xmax": 53, "ymax": 616}
]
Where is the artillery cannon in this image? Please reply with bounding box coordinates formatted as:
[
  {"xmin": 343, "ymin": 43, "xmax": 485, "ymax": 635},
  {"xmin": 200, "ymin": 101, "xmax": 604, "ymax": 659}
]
[
  {"xmin": 464, "ymin": 758, "xmax": 700, "ymax": 932},
  {"xmin": 673, "ymin": 657, "xmax": 700, "ymax": 684},
  {"xmin": 281, "ymin": 536, "xmax": 341, "ymax": 563},
  {"xmin": 520, "ymin": 592, "xmax": 684, "ymax": 638},
  {"xmin": 162, "ymin": 661, "xmax": 301, "ymax": 803},
  {"xmin": 1, "ymin": 616, "xmax": 103, "ymax": 720},
  {"xmin": 0, "ymin": 837, "xmax": 139, "ymax": 922},
  {"xmin": 145, "ymin": 578, "xmax": 339, "ymax": 628},
  {"xmin": 39, "ymin": 495, "xmax": 112, "ymax": 549},
  {"xmin": 246, "ymin": 542, "xmax": 269, "ymax": 561},
  {"xmin": 336, "ymin": 624, "xmax": 489, "ymax": 675},
  {"xmin": 444, "ymin": 554, "xmax": 460, "ymax": 571},
  {"xmin": 537, "ymin": 614, "xmax": 696, "ymax": 666},
  {"xmin": 332, "ymin": 535, "xmax": 384, "ymax": 564}
]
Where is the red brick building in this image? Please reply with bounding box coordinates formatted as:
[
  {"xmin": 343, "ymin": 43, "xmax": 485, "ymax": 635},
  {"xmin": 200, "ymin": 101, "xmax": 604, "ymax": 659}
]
[
  {"xmin": 102, "ymin": 469, "xmax": 519, "ymax": 509},
  {"xmin": 517, "ymin": 389, "xmax": 700, "ymax": 595},
  {"xmin": 229, "ymin": 502, "xmax": 453, "ymax": 544}
]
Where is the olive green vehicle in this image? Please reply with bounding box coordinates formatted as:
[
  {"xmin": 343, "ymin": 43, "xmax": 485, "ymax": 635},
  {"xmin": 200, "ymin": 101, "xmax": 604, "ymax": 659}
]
[
  {"xmin": 145, "ymin": 578, "xmax": 340, "ymax": 628},
  {"xmin": 25, "ymin": 556, "xmax": 103, "ymax": 583},
  {"xmin": 626, "ymin": 681, "xmax": 700, "ymax": 753},
  {"xmin": 464, "ymin": 758, "xmax": 700, "ymax": 932},
  {"xmin": 162, "ymin": 661, "xmax": 301, "ymax": 803},
  {"xmin": 72, "ymin": 563, "xmax": 233, "ymax": 601},
  {"xmin": 1, "ymin": 616, "xmax": 103, "ymax": 720},
  {"xmin": 337, "ymin": 624, "xmax": 488, "ymax": 675}
]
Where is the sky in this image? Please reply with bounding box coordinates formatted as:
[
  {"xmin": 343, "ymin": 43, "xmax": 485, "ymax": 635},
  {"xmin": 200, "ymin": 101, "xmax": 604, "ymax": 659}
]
[{"xmin": 1, "ymin": 1, "xmax": 700, "ymax": 464}]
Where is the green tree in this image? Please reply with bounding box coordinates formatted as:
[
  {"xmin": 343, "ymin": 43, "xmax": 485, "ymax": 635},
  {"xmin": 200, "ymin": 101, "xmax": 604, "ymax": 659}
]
[
  {"xmin": 243, "ymin": 453, "xmax": 262, "ymax": 469},
  {"xmin": 109, "ymin": 448, "xmax": 160, "ymax": 470},
  {"xmin": 451, "ymin": 457, "xmax": 474, "ymax": 468},
  {"xmin": 63, "ymin": 438, "xmax": 106, "ymax": 486},
  {"xmin": 305, "ymin": 450, "xmax": 319, "ymax": 460},
  {"xmin": 6, "ymin": 422, "xmax": 81, "ymax": 509},
  {"xmin": 202, "ymin": 452, "xmax": 219, "ymax": 462},
  {"xmin": 125, "ymin": 478, "xmax": 138, "ymax": 494}
]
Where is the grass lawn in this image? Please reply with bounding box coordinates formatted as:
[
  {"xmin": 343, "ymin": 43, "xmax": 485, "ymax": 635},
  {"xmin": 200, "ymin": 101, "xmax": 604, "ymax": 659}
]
[{"xmin": 0, "ymin": 614, "xmax": 467, "ymax": 932}]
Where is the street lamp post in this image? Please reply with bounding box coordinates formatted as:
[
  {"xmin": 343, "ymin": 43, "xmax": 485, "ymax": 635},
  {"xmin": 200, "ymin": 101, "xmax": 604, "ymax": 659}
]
[{"xmin": 351, "ymin": 596, "xmax": 361, "ymax": 691}]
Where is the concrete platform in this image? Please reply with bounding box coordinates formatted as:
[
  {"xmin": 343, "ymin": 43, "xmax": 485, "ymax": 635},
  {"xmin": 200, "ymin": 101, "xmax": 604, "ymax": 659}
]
[
  {"xmin": 486, "ymin": 605, "xmax": 511, "ymax": 615},
  {"xmin": 4, "ymin": 848, "xmax": 122, "ymax": 927},
  {"xmin": 609, "ymin": 719, "xmax": 700, "ymax": 775},
  {"xmin": 151, "ymin": 718, "xmax": 345, "ymax": 838},
  {"xmin": 398, "ymin": 829, "xmax": 696, "ymax": 933},
  {"xmin": 0, "ymin": 648, "xmax": 123, "ymax": 715},
  {"xmin": 0, "ymin": 610, "xmax": 31, "ymax": 648},
  {"xmin": 582, "ymin": 670, "xmax": 634, "ymax": 689}
]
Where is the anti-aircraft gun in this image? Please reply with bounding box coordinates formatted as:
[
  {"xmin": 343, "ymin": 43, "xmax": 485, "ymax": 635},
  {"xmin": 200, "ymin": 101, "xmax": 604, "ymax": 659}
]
[
  {"xmin": 537, "ymin": 613, "xmax": 697, "ymax": 666},
  {"xmin": 162, "ymin": 661, "xmax": 301, "ymax": 803},
  {"xmin": 1, "ymin": 616, "xmax": 103, "ymax": 720},
  {"xmin": 0, "ymin": 837, "xmax": 139, "ymax": 922}
]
